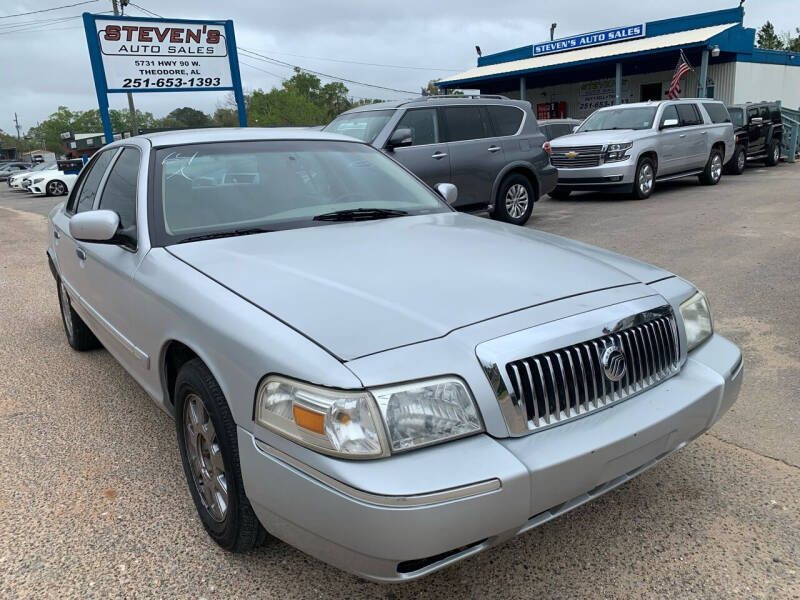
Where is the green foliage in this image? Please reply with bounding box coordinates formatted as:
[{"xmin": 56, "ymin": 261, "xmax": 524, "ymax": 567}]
[
  {"xmin": 158, "ymin": 107, "xmax": 213, "ymax": 128},
  {"xmin": 757, "ymin": 21, "xmax": 785, "ymax": 50},
  {"xmin": 784, "ymin": 28, "xmax": 800, "ymax": 52}
]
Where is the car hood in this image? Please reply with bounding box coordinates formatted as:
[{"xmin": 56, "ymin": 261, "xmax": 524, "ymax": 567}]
[
  {"xmin": 551, "ymin": 129, "xmax": 646, "ymax": 147},
  {"xmin": 168, "ymin": 213, "xmax": 671, "ymax": 360}
]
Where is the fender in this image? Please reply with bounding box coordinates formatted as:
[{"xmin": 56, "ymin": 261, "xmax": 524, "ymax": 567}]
[
  {"xmin": 489, "ymin": 160, "xmax": 540, "ymax": 212},
  {"xmin": 764, "ymin": 123, "xmax": 783, "ymax": 146}
]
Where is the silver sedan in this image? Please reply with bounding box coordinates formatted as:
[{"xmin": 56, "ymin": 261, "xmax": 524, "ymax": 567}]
[{"xmin": 47, "ymin": 128, "xmax": 742, "ymax": 582}]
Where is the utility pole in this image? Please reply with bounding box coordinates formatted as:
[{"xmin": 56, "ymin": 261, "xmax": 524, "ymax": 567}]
[
  {"xmin": 13, "ymin": 112, "xmax": 21, "ymax": 141},
  {"xmin": 112, "ymin": 0, "xmax": 139, "ymax": 136}
]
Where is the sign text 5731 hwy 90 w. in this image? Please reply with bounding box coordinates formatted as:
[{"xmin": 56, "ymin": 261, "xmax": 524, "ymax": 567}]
[{"xmin": 94, "ymin": 19, "xmax": 233, "ymax": 90}]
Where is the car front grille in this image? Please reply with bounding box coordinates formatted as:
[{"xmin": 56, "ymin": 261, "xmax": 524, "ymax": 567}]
[
  {"xmin": 504, "ymin": 313, "xmax": 680, "ymax": 431},
  {"xmin": 550, "ymin": 145, "xmax": 604, "ymax": 168}
]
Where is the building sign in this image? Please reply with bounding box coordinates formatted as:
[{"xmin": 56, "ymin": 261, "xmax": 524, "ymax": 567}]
[
  {"xmin": 534, "ymin": 24, "xmax": 645, "ymax": 57},
  {"xmin": 576, "ymin": 79, "xmax": 634, "ymax": 116},
  {"xmin": 93, "ymin": 19, "xmax": 233, "ymax": 91},
  {"xmin": 82, "ymin": 13, "xmax": 247, "ymax": 143}
]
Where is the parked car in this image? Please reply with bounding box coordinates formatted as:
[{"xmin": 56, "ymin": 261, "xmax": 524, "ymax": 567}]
[
  {"xmin": 725, "ymin": 101, "xmax": 783, "ymax": 174},
  {"xmin": 8, "ymin": 161, "xmax": 56, "ymax": 190},
  {"xmin": 323, "ymin": 95, "xmax": 557, "ymax": 225},
  {"xmin": 29, "ymin": 169, "xmax": 78, "ymax": 196},
  {"xmin": 548, "ymin": 99, "xmax": 735, "ymax": 200},
  {"xmin": 0, "ymin": 162, "xmax": 32, "ymax": 181},
  {"xmin": 48, "ymin": 128, "xmax": 741, "ymax": 582},
  {"xmin": 539, "ymin": 118, "xmax": 582, "ymax": 141}
]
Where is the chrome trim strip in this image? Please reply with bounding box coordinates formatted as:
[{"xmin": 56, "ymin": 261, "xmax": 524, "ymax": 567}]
[
  {"xmin": 253, "ymin": 439, "xmax": 502, "ymax": 508},
  {"xmin": 62, "ymin": 279, "xmax": 149, "ymax": 369}
]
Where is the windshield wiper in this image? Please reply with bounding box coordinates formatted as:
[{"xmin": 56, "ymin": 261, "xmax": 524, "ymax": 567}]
[
  {"xmin": 177, "ymin": 227, "xmax": 273, "ymax": 244},
  {"xmin": 312, "ymin": 207, "xmax": 408, "ymax": 221}
]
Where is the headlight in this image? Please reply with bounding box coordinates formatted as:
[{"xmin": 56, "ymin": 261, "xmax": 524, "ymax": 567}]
[
  {"xmin": 33, "ymin": 177, "xmax": 44, "ymax": 184},
  {"xmin": 604, "ymin": 142, "xmax": 632, "ymax": 162},
  {"xmin": 256, "ymin": 375, "xmax": 386, "ymax": 458},
  {"xmin": 680, "ymin": 291, "xmax": 713, "ymax": 352},
  {"xmin": 372, "ymin": 377, "xmax": 482, "ymax": 452}
]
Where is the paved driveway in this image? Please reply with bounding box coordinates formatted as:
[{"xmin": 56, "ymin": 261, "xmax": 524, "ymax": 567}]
[{"xmin": 0, "ymin": 164, "xmax": 798, "ymax": 599}]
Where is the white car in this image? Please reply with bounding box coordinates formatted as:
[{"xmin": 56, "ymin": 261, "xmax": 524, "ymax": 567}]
[
  {"xmin": 8, "ymin": 162, "xmax": 56, "ymax": 190},
  {"xmin": 29, "ymin": 169, "xmax": 78, "ymax": 196}
]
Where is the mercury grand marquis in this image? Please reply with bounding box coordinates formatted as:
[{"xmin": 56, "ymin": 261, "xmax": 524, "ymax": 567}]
[{"xmin": 47, "ymin": 128, "xmax": 743, "ymax": 582}]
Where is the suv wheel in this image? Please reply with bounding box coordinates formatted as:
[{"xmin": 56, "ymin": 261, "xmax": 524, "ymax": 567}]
[
  {"xmin": 726, "ymin": 145, "xmax": 746, "ymax": 175},
  {"xmin": 631, "ymin": 157, "xmax": 655, "ymax": 199},
  {"xmin": 765, "ymin": 140, "xmax": 780, "ymax": 166},
  {"xmin": 494, "ymin": 173, "xmax": 535, "ymax": 225},
  {"xmin": 699, "ymin": 148, "xmax": 723, "ymax": 185}
]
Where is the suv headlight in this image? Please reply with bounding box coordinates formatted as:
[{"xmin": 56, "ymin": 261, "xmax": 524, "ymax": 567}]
[
  {"xmin": 255, "ymin": 375, "xmax": 483, "ymax": 458},
  {"xmin": 604, "ymin": 142, "xmax": 632, "ymax": 162},
  {"xmin": 680, "ymin": 291, "xmax": 713, "ymax": 352}
]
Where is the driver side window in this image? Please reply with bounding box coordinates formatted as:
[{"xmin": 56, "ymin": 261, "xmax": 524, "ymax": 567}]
[{"xmin": 69, "ymin": 150, "xmax": 116, "ymax": 214}]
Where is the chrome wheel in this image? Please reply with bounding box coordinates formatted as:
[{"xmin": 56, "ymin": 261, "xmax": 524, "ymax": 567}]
[
  {"xmin": 59, "ymin": 281, "xmax": 73, "ymax": 339},
  {"xmin": 737, "ymin": 150, "xmax": 746, "ymax": 171},
  {"xmin": 638, "ymin": 163, "xmax": 654, "ymax": 194},
  {"xmin": 711, "ymin": 153, "xmax": 722, "ymax": 182},
  {"xmin": 183, "ymin": 393, "xmax": 228, "ymax": 522},
  {"xmin": 773, "ymin": 145, "xmax": 780, "ymax": 163},
  {"xmin": 504, "ymin": 183, "xmax": 529, "ymax": 219},
  {"xmin": 48, "ymin": 180, "xmax": 66, "ymax": 196}
]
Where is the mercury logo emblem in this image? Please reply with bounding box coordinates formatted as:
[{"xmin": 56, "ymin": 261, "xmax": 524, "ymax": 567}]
[
  {"xmin": 602, "ymin": 345, "xmax": 626, "ymax": 382},
  {"xmin": 565, "ymin": 151, "xmax": 579, "ymax": 159}
]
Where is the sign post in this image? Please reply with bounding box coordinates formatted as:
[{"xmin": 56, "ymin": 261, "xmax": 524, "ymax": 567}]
[{"xmin": 82, "ymin": 13, "xmax": 247, "ymax": 144}]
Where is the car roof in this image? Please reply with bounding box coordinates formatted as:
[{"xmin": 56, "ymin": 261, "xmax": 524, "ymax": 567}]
[
  {"xmin": 109, "ymin": 127, "xmax": 365, "ymax": 149},
  {"xmin": 595, "ymin": 98, "xmax": 724, "ymax": 112},
  {"xmin": 727, "ymin": 102, "xmax": 778, "ymax": 109},
  {"xmin": 539, "ymin": 119, "xmax": 581, "ymax": 124},
  {"xmin": 341, "ymin": 95, "xmax": 530, "ymax": 114}
]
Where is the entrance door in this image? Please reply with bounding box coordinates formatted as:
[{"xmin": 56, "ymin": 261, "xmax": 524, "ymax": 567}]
[{"xmin": 640, "ymin": 83, "xmax": 663, "ymax": 102}]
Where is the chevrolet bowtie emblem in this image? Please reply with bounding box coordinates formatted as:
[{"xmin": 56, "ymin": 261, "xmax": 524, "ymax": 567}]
[{"xmin": 565, "ymin": 151, "xmax": 579, "ymax": 159}]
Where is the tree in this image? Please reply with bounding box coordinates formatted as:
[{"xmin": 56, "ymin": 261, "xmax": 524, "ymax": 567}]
[
  {"xmin": 421, "ymin": 79, "xmax": 442, "ymax": 96},
  {"xmin": 157, "ymin": 107, "xmax": 213, "ymax": 129},
  {"xmin": 757, "ymin": 21, "xmax": 784, "ymax": 50},
  {"xmin": 783, "ymin": 28, "xmax": 800, "ymax": 52}
]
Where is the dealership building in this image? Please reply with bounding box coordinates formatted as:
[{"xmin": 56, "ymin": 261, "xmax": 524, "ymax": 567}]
[{"xmin": 437, "ymin": 7, "xmax": 800, "ymax": 119}]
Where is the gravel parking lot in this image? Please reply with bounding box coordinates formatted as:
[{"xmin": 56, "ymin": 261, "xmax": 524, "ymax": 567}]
[{"xmin": 1, "ymin": 164, "xmax": 798, "ymax": 599}]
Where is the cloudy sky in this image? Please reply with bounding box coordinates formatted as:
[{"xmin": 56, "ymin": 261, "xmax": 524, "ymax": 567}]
[{"xmin": 1, "ymin": 0, "xmax": 798, "ymax": 135}]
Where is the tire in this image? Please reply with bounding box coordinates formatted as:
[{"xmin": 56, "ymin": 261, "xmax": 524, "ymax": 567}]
[
  {"xmin": 493, "ymin": 173, "xmax": 535, "ymax": 225},
  {"xmin": 46, "ymin": 180, "xmax": 67, "ymax": 196},
  {"xmin": 765, "ymin": 140, "xmax": 780, "ymax": 166},
  {"xmin": 57, "ymin": 278, "xmax": 101, "ymax": 351},
  {"xmin": 725, "ymin": 145, "xmax": 746, "ymax": 175},
  {"xmin": 699, "ymin": 148, "xmax": 723, "ymax": 185},
  {"xmin": 175, "ymin": 358, "xmax": 267, "ymax": 552},
  {"xmin": 548, "ymin": 188, "xmax": 572, "ymax": 200},
  {"xmin": 631, "ymin": 156, "xmax": 656, "ymax": 199}
]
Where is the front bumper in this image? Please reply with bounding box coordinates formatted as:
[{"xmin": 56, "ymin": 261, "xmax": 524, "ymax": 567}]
[
  {"xmin": 29, "ymin": 183, "xmax": 45, "ymax": 195},
  {"xmin": 554, "ymin": 158, "xmax": 636, "ymax": 190},
  {"xmin": 538, "ymin": 164, "xmax": 559, "ymax": 197},
  {"xmin": 238, "ymin": 333, "xmax": 742, "ymax": 582}
]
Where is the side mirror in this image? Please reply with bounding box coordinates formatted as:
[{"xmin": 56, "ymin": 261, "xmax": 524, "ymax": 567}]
[
  {"xmin": 434, "ymin": 182, "xmax": 458, "ymax": 205},
  {"xmin": 387, "ymin": 128, "xmax": 413, "ymax": 149},
  {"xmin": 69, "ymin": 210, "xmax": 120, "ymax": 242},
  {"xmin": 661, "ymin": 118, "xmax": 679, "ymax": 129},
  {"xmin": 749, "ymin": 116, "xmax": 763, "ymax": 125},
  {"xmin": 572, "ymin": 125, "xmax": 579, "ymax": 133}
]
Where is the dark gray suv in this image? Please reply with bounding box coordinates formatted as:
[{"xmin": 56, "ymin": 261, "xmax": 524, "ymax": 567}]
[{"xmin": 324, "ymin": 95, "xmax": 557, "ymax": 225}]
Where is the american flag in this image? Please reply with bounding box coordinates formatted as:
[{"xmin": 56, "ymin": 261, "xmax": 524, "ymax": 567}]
[{"xmin": 667, "ymin": 51, "xmax": 692, "ymax": 99}]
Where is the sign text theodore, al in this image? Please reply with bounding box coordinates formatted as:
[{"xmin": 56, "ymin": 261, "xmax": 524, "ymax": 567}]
[{"xmin": 534, "ymin": 24, "xmax": 645, "ymax": 57}]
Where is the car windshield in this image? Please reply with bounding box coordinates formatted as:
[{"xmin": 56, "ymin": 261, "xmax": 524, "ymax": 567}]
[
  {"xmin": 577, "ymin": 107, "xmax": 657, "ymax": 132},
  {"xmin": 153, "ymin": 140, "xmax": 449, "ymax": 243},
  {"xmin": 322, "ymin": 110, "xmax": 395, "ymax": 142},
  {"xmin": 30, "ymin": 162, "xmax": 56, "ymax": 172},
  {"xmin": 728, "ymin": 107, "xmax": 745, "ymax": 128}
]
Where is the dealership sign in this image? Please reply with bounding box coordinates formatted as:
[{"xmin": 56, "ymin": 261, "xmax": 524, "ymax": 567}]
[
  {"xmin": 534, "ymin": 24, "xmax": 645, "ymax": 56},
  {"xmin": 82, "ymin": 13, "xmax": 247, "ymax": 142}
]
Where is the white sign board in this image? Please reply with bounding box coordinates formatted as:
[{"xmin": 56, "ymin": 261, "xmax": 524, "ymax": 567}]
[{"xmin": 94, "ymin": 18, "xmax": 233, "ymax": 90}]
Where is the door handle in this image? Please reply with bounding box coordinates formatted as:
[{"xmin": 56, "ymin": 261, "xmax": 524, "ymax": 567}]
[
  {"xmin": 679, "ymin": 134, "xmax": 686, "ymax": 138},
  {"xmin": 488, "ymin": 145, "xmax": 501, "ymax": 153},
  {"xmin": 431, "ymin": 152, "xmax": 448, "ymax": 160},
  {"xmin": 53, "ymin": 229, "xmax": 60, "ymax": 239},
  {"xmin": 76, "ymin": 248, "xmax": 87, "ymax": 261},
  {"xmin": 700, "ymin": 131, "xmax": 708, "ymax": 135}
]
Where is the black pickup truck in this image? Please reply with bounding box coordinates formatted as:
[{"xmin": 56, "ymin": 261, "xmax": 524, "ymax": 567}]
[{"xmin": 725, "ymin": 102, "xmax": 783, "ymax": 174}]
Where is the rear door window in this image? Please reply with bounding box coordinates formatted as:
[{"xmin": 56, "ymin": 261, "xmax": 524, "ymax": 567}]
[
  {"xmin": 443, "ymin": 106, "xmax": 489, "ymax": 142},
  {"xmin": 677, "ymin": 104, "xmax": 703, "ymax": 126},
  {"xmin": 70, "ymin": 150, "xmax": 117, "ymax": 214},
  {"xmin": 392, "ymin": 108, "xmax": 440, "ymax": 146},
  {"xmin": 486, "ymin": 105, "xmax": 524, "ymax": 137},
  {"xmin": 702, "ymin": 103, "xmax": 731, "ymax": 124}
]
